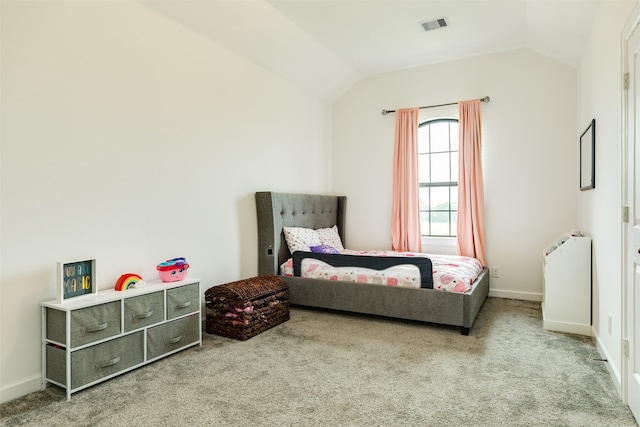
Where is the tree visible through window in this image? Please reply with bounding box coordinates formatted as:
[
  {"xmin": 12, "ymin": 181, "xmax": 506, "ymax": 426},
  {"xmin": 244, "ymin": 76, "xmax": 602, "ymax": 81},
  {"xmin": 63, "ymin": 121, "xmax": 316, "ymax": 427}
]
[{"xmin": 418, "ymin": 118, "xmax": 458, "ymax": 237}]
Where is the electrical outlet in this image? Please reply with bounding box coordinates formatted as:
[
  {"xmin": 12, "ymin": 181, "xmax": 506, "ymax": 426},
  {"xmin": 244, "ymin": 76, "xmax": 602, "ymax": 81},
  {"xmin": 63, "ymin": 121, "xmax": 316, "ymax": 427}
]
[
  {"xmin": 491, "ymin": 267, "xmax": 500, "ymax": 278},
  {"xmin": 608, "ymin": 315, "xmax": 612, "ymax": 334}
]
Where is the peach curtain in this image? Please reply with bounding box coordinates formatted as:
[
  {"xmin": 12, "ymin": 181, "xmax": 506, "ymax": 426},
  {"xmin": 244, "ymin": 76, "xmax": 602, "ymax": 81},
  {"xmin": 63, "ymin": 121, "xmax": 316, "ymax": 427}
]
[
  {"xmin": 457, "ymin": 99, "xmax": 487, "ymax": 265},
  {"xmin": 391, "ymin": 107, "xmax": 422, "ymax": 252}
]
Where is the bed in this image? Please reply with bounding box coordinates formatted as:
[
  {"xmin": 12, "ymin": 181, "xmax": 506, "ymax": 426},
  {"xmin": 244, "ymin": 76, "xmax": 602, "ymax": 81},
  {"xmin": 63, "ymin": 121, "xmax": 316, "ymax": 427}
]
[{"xmin": 255, "ymin": 191, "xmax": 490, "ymax": 335}]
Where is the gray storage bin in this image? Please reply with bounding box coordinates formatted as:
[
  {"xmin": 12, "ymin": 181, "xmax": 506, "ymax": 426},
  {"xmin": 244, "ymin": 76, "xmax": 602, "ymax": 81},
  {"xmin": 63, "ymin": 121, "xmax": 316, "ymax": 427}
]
[
  {"xmin": 147, "ymin": 314, "xmax": 199, "ymax": 360},
  {"xmin": 70, "ymin": 301, "xmax": 121, "ymax": 348},
  {"xmin": 124, "ymin": 291, "xmax": 164, "ymax": 332},
  {"xmin": 70, "ymin": 331, "xmax": 144, "ymax": 389},
  {"xmin": 46, "ymin": 344, "xmax": 66, "ymax": 385},
  {"xmin": 46, "ymin": 308, "xmax": 67, "ymax": 344},
  {"xmin": 166, "ymin": 283, "xmax": 198, "ymax": 319}
]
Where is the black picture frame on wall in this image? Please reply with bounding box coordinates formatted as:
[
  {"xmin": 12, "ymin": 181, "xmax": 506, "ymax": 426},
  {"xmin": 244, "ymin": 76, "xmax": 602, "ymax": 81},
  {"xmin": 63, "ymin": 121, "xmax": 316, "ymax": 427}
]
[{"xmin": 580, "ymin": 118, "xmax": 596, "ymax": 191}]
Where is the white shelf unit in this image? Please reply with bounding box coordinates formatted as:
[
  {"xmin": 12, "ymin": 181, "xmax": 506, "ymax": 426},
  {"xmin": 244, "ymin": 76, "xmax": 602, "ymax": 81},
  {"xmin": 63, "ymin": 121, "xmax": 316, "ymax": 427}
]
[
  {"xmin": 41, "ymin": 278, "xmax": 202, "ymax": 400},
  {"xmin": 542, "ymin": 233, "xmax": 592, "ymax": 335}
]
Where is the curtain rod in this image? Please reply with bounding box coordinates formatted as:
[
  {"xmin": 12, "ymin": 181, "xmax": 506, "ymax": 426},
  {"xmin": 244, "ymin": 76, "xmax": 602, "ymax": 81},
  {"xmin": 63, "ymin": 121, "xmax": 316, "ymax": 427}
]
[{"xmin": 381, "ymin": 96, "xmax": 490, "ymax": 116}]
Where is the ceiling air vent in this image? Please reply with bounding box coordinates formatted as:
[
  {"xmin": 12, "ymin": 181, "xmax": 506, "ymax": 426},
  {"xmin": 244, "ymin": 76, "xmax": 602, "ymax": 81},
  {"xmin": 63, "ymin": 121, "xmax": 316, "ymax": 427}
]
[{"xmin": 419, "ymin": 17, "xmax": 449, "ymax": 32}]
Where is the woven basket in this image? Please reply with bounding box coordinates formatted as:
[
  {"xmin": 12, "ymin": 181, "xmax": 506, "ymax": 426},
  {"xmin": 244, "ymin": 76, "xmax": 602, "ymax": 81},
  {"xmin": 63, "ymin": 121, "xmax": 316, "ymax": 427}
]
[{"xmin": 204, "ymin": 275, "xmax": 289, "ymax": 341}]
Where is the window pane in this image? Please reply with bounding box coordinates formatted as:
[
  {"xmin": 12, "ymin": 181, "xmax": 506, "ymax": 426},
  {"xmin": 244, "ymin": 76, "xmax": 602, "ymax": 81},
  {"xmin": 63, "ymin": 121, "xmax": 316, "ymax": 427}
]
[
  {"xmin": 451, "ymin": 151, "xmax": 458, "ymax": 182},
  {"xmin": 420, "ymin": 212, "xmax": 430, "ymax": 235},
  {"xmin": 418, "ymin": 125, "xmax": 430, "ymax": 153},
  {"xmin": 430, "ymin": 121, "xmax": 450, "ymax": 152},
  {"xmin": 450, "ymin": 211, "xmax": 457, "ymax": 236},
  {"xmin": 450, "ymin": 124, "xmax": 459, "ymax": 151},
  {"xmin": 418, "ymin": 154, "xmax": 430, "ymax": 183},
  {"xmin": 430, "ymin": 213, "xmax": 450, "ymax": 236},
  {"xmin": 450, "ymin": 186, "xmax": 458, "ymax": 211},
  {"xmin": 419, "ymin": 187, "xmax": 430, "ymax": 210},
  {"xmin": 431, "ymin": 152, "xmax": 450, "ymax": 183},
  {"xmin": 431, "ymin": 187, "xmax": 449, "ymax": 210}
]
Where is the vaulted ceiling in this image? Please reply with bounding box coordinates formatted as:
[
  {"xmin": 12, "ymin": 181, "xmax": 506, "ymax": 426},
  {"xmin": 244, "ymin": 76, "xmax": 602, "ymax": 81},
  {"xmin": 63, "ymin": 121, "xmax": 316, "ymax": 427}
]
[{"xmin": 141, "ymin": 0, "xmax": 600, "ymax": 99}]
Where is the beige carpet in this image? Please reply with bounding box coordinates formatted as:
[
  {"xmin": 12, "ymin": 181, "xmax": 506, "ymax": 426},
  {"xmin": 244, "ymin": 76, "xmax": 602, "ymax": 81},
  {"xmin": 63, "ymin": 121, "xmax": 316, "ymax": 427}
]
[{"xmin": 1, "ymin": 297, "xmax": 637, "ymax": 426}]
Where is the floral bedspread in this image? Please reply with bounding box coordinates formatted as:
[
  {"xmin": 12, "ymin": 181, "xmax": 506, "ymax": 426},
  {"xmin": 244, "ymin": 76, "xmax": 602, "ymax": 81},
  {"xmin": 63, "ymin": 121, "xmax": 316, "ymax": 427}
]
[{"xmin": 280, "ymin": 249, "xmax": 483, "ymax": 293}]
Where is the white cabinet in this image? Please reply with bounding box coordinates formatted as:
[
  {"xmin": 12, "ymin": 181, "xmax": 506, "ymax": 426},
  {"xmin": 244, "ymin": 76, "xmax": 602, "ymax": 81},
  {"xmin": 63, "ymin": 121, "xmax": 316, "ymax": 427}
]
[
  {"xmin": 542, "ymin": 234, "xmax": 592, "ymax": 335},
  {"xmin": 41, "ymin": 278, "xmax": 201, "ymax": 399}
]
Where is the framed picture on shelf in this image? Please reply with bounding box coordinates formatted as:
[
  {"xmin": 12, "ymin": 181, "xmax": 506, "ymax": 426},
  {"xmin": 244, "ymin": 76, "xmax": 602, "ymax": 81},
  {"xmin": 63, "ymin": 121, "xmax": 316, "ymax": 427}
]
[
  {"xmin": 580, "ymin": 118, "xmax": 596, "ymax": 191},
  {"xmin": 56, "ymin": 259, "xmax": 97, "ymax": 303}
]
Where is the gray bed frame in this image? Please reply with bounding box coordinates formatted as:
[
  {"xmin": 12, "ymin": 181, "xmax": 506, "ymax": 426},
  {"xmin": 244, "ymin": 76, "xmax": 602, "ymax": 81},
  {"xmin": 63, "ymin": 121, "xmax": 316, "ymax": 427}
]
[{"xmin": 255, "ymin": 191, "xmax": 490, "ymax": 335}]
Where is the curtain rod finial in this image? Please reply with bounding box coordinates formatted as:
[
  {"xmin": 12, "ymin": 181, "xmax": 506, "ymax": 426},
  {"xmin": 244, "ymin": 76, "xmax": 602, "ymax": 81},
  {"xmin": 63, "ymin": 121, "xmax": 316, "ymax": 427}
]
[
  {"xmin": 381, "ymin": 109, "xmax": 390, "ymax": 115},
  {"xmin": 480, "ymin": 96, "xmax": 490, "ymax": 103}
]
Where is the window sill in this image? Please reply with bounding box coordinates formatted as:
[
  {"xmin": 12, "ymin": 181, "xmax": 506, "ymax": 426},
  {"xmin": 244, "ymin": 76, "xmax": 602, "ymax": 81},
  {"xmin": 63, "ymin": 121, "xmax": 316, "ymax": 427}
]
[{"xmin": 421, "ymin": 236, "xmax": 457, "ymax": 255}]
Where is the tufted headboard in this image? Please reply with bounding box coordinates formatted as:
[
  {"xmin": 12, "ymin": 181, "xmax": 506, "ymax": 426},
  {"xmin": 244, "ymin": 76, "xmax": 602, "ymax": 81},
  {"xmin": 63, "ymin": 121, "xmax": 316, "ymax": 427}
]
[{"xmin": 255, "ymin": 192, "xmax": 347, "ymax": 275}]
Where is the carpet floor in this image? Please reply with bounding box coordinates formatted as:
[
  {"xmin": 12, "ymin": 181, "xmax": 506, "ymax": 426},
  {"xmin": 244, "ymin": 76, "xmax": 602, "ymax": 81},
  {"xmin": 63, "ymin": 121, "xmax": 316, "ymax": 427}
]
[{"xmin": 1, "ymin": 297, "xmax": 637, "ymax": 426}]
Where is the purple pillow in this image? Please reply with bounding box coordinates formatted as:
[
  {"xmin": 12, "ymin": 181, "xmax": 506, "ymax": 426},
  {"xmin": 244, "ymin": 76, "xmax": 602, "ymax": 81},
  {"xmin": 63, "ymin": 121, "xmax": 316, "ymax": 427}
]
[{"xmin": 310, "ymin": 244, "xmax": 340, "ymax": 254}]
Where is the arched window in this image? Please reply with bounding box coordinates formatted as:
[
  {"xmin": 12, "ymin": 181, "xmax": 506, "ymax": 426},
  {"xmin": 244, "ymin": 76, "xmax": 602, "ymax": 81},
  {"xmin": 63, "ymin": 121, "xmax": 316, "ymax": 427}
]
[{"xmin": 418, "ymin": 118, "xmax": 458, "ymax": 237}]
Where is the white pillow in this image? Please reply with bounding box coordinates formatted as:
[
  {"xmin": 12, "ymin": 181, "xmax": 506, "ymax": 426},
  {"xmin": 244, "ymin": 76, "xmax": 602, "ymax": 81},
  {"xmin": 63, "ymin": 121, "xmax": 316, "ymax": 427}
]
[
  {"xmin": 283, "ymin": 227, "xmax": 321, "ymax": 253},
  {"xmin": 317, "ymin": 225, "xmax": 344, "ymax": 251}
]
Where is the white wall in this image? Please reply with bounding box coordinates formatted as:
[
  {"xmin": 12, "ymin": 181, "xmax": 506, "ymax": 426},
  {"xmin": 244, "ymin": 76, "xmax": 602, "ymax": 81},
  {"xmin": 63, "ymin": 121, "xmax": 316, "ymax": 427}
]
[
  {"xmin": 577, "ymin": 0, "xmax": 636, "ymax": 394},
  {"xmin": 332, "ymin": 49, "xmax": 578, "ymax": 301},
  {"xmin": 0, "ymin": 1, "xmax": 331, "ymax": 402}
]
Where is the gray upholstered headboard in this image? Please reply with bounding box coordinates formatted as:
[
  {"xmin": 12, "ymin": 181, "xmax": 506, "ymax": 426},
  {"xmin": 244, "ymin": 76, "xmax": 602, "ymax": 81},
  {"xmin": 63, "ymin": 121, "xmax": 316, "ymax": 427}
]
[{"xmin": 255, "ymin": 192, "xmax": 347, "ymax": 275}]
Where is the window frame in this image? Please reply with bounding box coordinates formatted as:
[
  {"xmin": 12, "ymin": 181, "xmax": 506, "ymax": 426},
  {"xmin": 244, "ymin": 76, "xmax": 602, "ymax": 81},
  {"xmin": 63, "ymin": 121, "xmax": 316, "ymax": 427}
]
[{"xmin": 418, "ymin": 117, "xmax": 459, "ymax": 239}]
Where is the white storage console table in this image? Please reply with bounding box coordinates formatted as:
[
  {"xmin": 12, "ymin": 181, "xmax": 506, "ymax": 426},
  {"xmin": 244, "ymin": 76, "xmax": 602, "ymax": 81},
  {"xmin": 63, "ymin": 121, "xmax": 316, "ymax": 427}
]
[
  {"xmin": 41, "ymin": 278, "xmax": 201, "ymax": 400},
  {"xmin": 542, "ymin": 234, "xmax": 592, "ymax": 335}
]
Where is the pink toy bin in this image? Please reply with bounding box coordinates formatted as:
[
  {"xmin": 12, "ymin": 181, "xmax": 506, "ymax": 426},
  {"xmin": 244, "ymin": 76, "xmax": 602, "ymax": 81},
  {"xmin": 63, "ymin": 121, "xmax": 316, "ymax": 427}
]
[{"xmin": 156, "ymin": 258, "xmax": 189, "ymax": 282}]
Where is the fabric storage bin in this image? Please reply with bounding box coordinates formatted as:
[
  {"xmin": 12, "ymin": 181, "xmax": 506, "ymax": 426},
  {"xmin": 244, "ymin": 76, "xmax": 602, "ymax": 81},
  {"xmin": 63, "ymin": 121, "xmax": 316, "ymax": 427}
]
[
  {"xmin": 45, "ymin": 331, "xmax": 145, "ymax": 391},
  {"xmin": 46, "ymin": 302, "xmax": 122, "ymax": 348},
  {"xmin": 147, "ymin": 313, "xmax": 200, "ymax": 360},
  {"xmin": 205, "ymin": 275, "xmax": 289, "ymax": 341},
  {"xmin": 167, "ymin": 283, "xmax": 199, "ymax": 319},
  {"xmin": 70, "ymin": 301, "xmax": 121, "ymax": 348},
  {"xmin": 124, "ymin": 291, "xmax": 164, "ymax": 332},
  {"xmin": 69, "ymin": 331, "xmax": 144, "ymax": 389},
  {"xmin": 46, "ymin": 344, "xmax": 66, "ymax": 386}
]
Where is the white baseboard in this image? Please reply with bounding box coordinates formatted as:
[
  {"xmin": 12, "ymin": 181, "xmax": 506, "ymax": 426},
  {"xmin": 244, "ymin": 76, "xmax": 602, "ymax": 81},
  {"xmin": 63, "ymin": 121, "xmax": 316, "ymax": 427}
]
[
  {"xmin": 488, "ymin": 288, "xmax": 542, "ymax": 302},
  {"xmin": 0, "ymin": 374, "xmax": 42, "ymax": 404},
  {"xmin": 593, "ymin": 328, "xmax": 622, "ymax": 397},
  {"xmin": 542, "ymin": 318, "xmax": 592, "ymax": 336}
]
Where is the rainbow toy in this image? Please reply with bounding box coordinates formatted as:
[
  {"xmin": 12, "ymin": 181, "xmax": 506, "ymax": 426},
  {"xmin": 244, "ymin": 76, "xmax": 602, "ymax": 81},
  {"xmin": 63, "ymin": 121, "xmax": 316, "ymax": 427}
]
[{"xmin": 114, "ymin": 273, "xmax": 145, "ymax": 291}]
